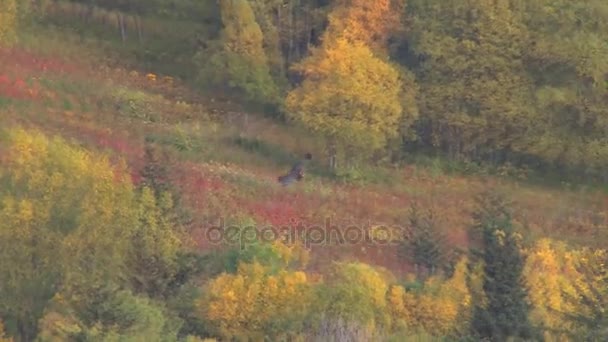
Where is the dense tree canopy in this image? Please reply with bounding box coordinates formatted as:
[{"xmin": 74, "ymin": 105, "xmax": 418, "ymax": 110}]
[
  {"xmin": 195, "ymin": 0, "xmax": 280, "ymax": 107},
  {"xmin": 45, "ymin": 0, "xmax": 608, "ymax": 177},
  {"xmin": 407, "ymin": 0, "xmax": 535, "ymax": 161},
  {"xmin": 285, "ymin": 37, "xmax": 407, "ymax": 160},
  {"xmin": 0, "ymin": 128, "xmax": 183, "ymax": 340}
]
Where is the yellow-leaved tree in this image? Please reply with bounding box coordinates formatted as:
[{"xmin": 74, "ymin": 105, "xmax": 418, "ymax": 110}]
[
  {"xmin": 195, "ymin": 0, "xmax": 280, "ymax": 107},
  {"xmin": 312, "ymin": 262, "xmax": 393, "ymax": 341},
  {"xmin": 0, "ymin": 127, "xmax": 183, "ymax": 340},
  {"xmin": 0, "ymin": 128, "xmax": 138, "ymax": 340},
  {"xmin": 325, "ymin": 0, "xmax": 404, "ymax": 54},
  {"xmin": 286, "ymin": 36, "xmax": 410, "ymax": 168},
  {"xmin": 523, "ymin": 238, "xmax": 580, "ymax": 339},
  {"xmin": 387, "ymin": 256, "xmax": 473, "ymax": 337},
  {"xmin": 285, "ymin": 0, "xmax": 417, "ymax": 168},
  {"xmin": 524, "ymin": 238, "xmax": 608, "ymax": 340},
  {"xmin": 560, "ymin": 246, "xmax": 608, "ymax": 340}
]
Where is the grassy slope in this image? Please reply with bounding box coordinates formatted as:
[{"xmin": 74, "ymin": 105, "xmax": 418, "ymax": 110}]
[{"xmin": 2, "ymin": 25, "xmax": 608, "ymax": 279}]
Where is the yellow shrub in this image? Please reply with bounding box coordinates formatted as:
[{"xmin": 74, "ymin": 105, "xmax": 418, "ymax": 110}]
[
  {"xmin": 0, "ymin": 0, "xmax": 17, "ymax": 46},
  {"xmin": 199, "ymin": 261, "xmax": 312, "ymax": 340},
  {"xmin": 387, "ymin": 257, "xmax": 472, "ymax": 336}
]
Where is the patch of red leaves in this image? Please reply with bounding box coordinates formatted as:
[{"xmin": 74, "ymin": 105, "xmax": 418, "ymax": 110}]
[
  {"xmin": 0, "ymin": 74, "xmax": 41, "ymax": 100},
  {"xmin": 245, "ymin": 199, "xmax": 301, "ymax": 228},
  {"xmin": 189, "ymin": 170, "xmax": 225, "ymax": 193},
  {"xmin": 0, "ymin": 47, "xmax": 83, "ymax": 76},
  {"xmin": 172, "ymin": 162, "xmax": 228, "ymax": 216},
  {"xmin": 97, "ymin": 133, "xmax": 141, "ymax": 160},
  {"xmin": 174, "ymin": 162, "xmax": 225, "ymax": 193}
]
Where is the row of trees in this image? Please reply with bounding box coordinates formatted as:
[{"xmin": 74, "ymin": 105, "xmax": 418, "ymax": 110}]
[
  {"xmin": 18, "ymin": 1, "xmax": 608, "ymax": 177},
  {"xmin": 0, "ymin": 127, "xmax": 606, "ymax": 341},
  {"xmin": 192, "ymin": 0, "xmax": 608, "ymax": 178}
]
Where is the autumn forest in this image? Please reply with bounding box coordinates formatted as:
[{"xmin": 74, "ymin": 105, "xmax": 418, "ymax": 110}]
[{"xmin": 1, "ymin": 0, "xmax": 608, "ymax": 341}]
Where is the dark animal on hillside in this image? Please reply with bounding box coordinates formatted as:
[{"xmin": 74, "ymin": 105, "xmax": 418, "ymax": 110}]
[{"xmin": 278, "ymin": 153, "xmax": 312, "ymax": 186}]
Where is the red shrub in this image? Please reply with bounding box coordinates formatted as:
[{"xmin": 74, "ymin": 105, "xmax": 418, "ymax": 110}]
[{"xmin": 0, "ymin": 74, "xmax": 41, "ymax": 101}]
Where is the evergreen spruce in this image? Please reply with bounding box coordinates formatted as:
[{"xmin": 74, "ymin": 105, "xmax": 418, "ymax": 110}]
[
  {"xmin": 402, "ymin": 202, "xmax": 451, "ymax": 279},
  {"xmin": 469, "ymin": 191, "xmax": 537, "ymax": 340}
]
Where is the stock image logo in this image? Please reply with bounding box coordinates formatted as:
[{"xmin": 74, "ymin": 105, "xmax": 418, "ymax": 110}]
[{"xmin": 204, "ymin": 218, "xmax": 407, "ymax": 249}]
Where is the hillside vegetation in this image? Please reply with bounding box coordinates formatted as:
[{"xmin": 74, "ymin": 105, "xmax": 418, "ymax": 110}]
[{"xmin": 1, "ymin": 0, "xmax": 608, "ymax": 341}]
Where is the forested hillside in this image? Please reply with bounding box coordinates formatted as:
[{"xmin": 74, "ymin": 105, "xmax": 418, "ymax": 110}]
[{"xmin": 1, "ymin": 0, "xmax": 608, "ymax": 341}]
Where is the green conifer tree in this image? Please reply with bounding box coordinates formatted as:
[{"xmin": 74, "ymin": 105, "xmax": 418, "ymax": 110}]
[
  {"xmin": 469, "ymin": 191, "xmax": 537, "ymax": 340},
  {"xmin": 402, "ymin": 203, "xmax": 451, "ymax": 279}
]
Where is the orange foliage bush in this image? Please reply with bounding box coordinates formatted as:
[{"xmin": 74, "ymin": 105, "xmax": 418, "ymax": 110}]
[{"xmin": 198, "ymin": 260, "xmax": 313, "ymax": 341}]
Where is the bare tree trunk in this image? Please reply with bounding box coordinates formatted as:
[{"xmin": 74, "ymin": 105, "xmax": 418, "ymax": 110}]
[
  {"xmin": 135, "ymin": 15, "xmax": 143, "ymax": 43},
  {"xmin": 100, "ymin": 10, "xmax": 107, "ymax": 27},
  {"xmin": 17, "ymin": 318, "xmax": 30, "ymax": 342},
  {"xmin": 85, "ymin": 4, "xmax": 94, "ymax": 23},
  {"xmin": 328, "ymin": 137, "xmax": 337, "ymax": 171},
  {"xmin": 117, "ymin": 12, "xmax": 126, "ymax": 43},
  {"xmin": 294, "ymin": 0, "xmax": 301, "ymax": 59},
  {"xmin": 277, "ymin": 5, "xmax": 289, "ymax": 77},
  {"xmin": 78, "ymin": 4, "xmax": 85, "ymax": 21},
  {"xmin": 287, "ymin": 0, "xmax": 294, "ymax": 65},
  {"xmin": 305, "ymin": 3, "xmax": 312, "ymax": 49},
  {"xmin": 116, "ymin": 12, "xmax": 121, "ymax": 40}
]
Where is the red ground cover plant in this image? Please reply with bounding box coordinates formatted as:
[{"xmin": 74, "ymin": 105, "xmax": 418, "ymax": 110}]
[
  {"xmin": 173, "ymin": 161, "xmax": 226, "ymax": 202},
  {"xmin": 245, "ymin": 197, "xmax": 302, "ymax": 228},
  {"xmin": 0, "ymin": 74, "xmax": 41, "ymax": 100},
  {"xmin": 0, "ymin": 47, "xmax": 84, "ymax": 76}
]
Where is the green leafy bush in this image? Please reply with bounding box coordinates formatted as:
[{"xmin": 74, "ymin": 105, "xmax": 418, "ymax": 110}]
[{"xmin": 109, "ymin": 86, "xmax": 164, "ymax": 123}]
